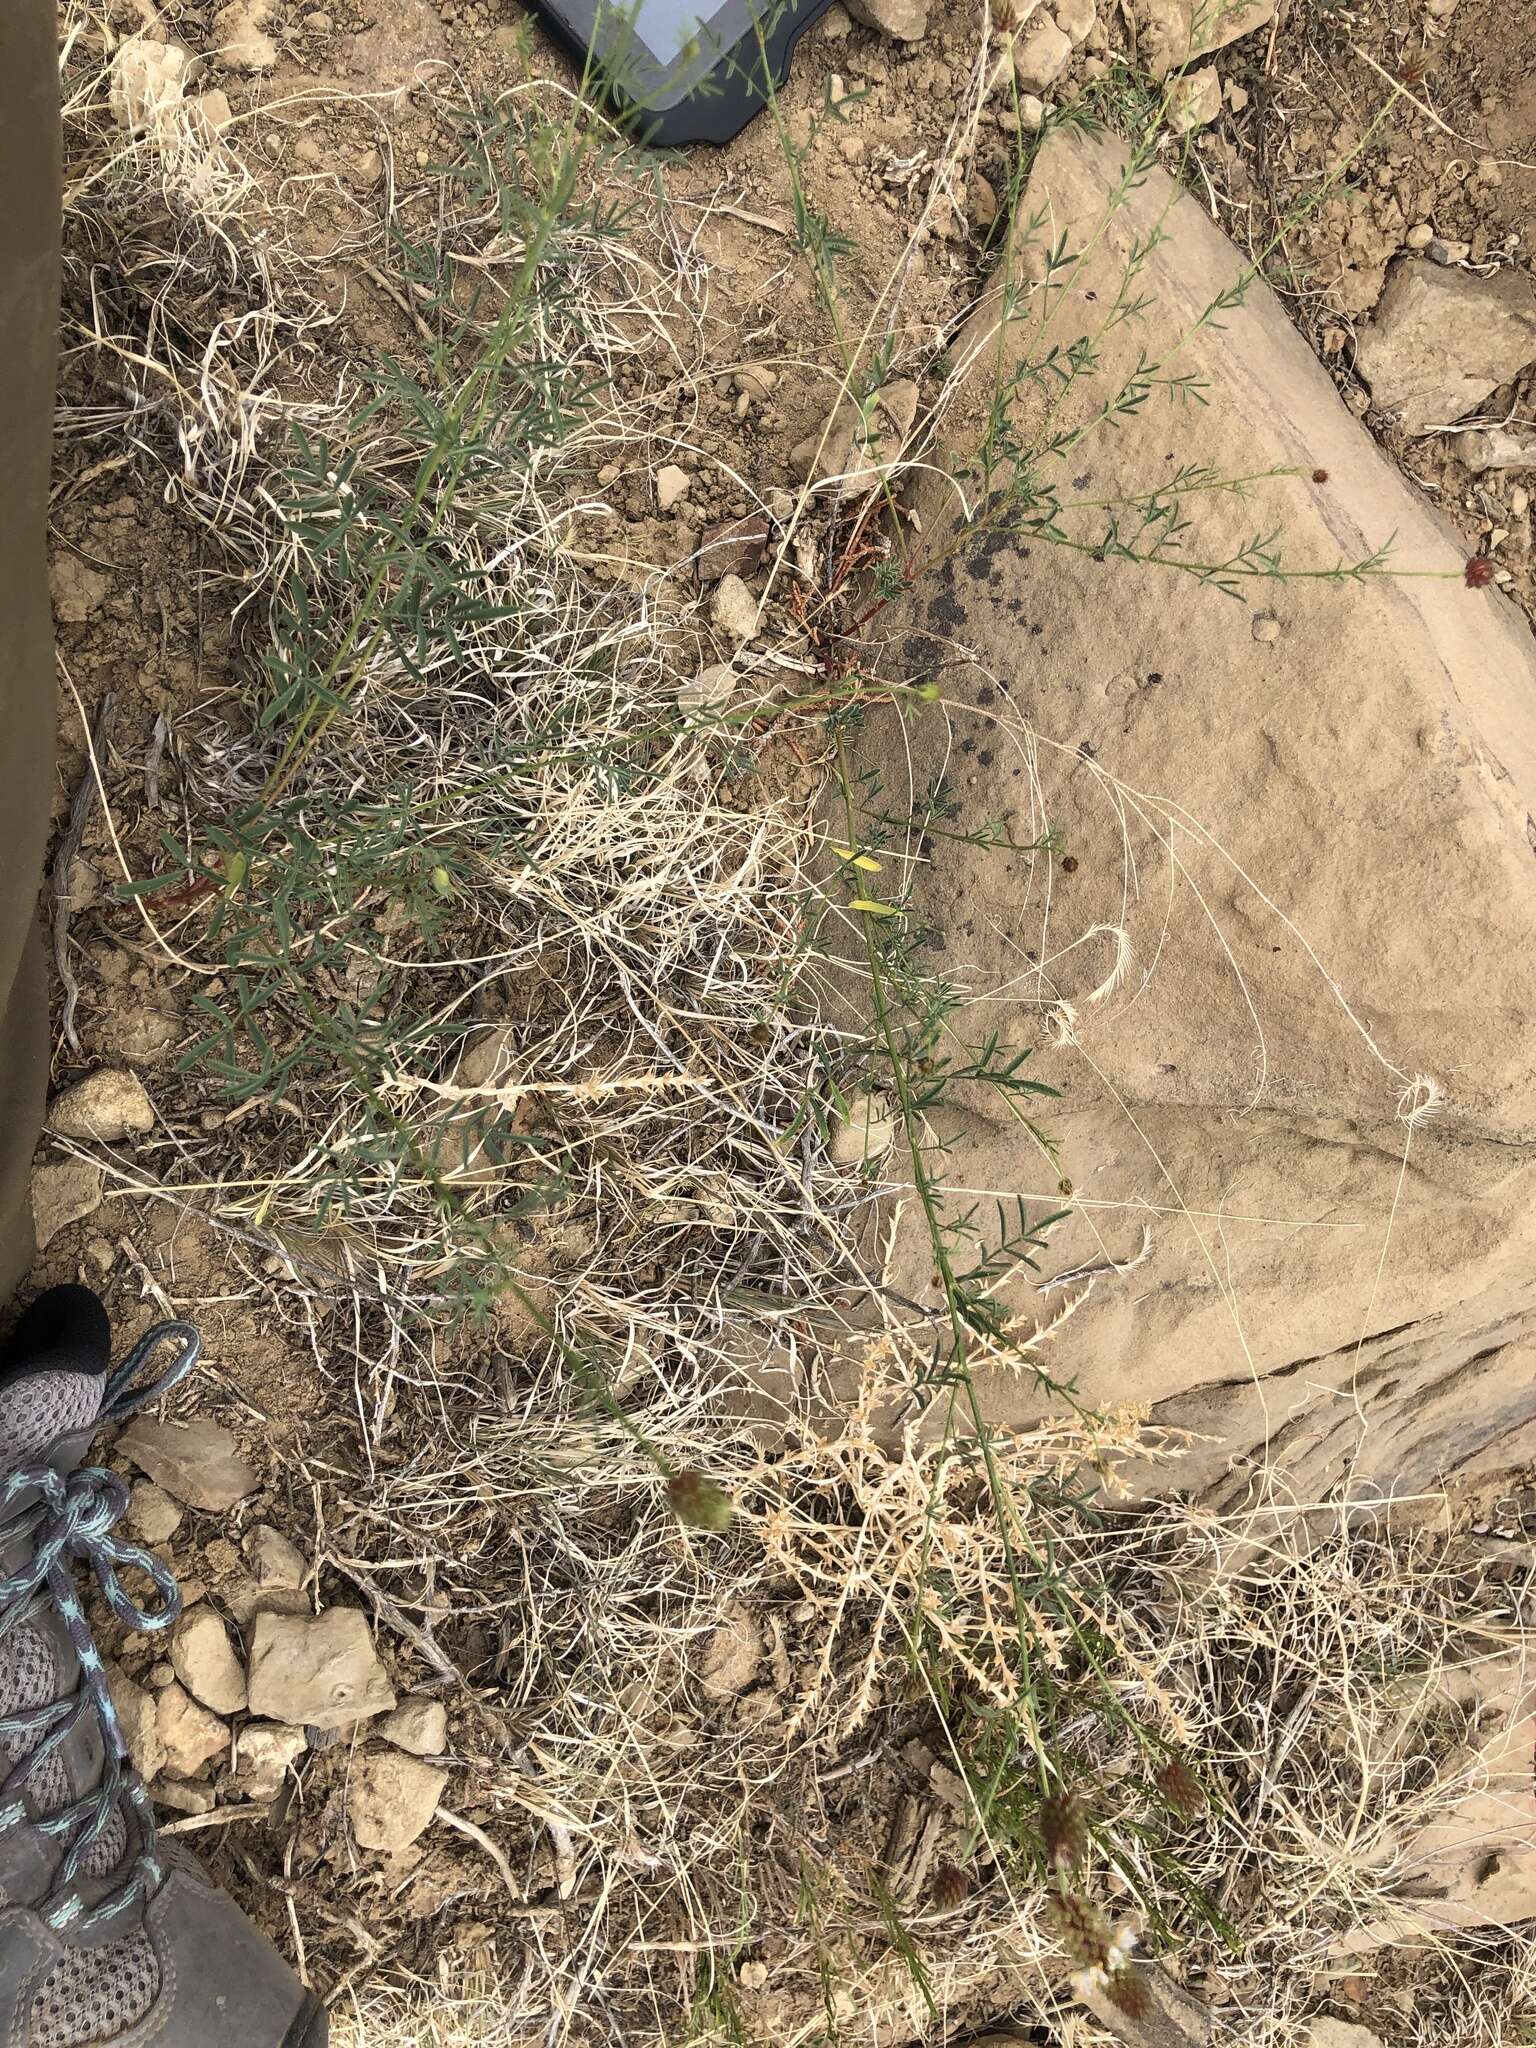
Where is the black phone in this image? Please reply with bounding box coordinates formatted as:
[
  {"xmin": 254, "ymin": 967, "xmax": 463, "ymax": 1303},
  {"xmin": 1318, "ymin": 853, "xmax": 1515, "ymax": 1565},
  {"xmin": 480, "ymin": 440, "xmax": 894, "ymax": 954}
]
[{"xmin": 523, "ymin": 0, "xmax": 840, "ymax": 145}]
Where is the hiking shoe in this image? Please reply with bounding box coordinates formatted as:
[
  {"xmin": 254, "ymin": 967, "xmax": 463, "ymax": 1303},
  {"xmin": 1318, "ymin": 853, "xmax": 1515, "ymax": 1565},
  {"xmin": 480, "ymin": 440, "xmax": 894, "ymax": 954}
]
[{"xmin": 0, "ymin": 1284, "xmax": 326, "ymax": 2048}]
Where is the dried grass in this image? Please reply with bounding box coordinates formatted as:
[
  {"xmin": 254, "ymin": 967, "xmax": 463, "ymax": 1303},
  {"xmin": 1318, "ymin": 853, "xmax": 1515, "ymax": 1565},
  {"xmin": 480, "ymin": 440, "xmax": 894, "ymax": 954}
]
[{"xmin": 52, "ymin": 11, "xmax": 1536, "ymax": 2047}]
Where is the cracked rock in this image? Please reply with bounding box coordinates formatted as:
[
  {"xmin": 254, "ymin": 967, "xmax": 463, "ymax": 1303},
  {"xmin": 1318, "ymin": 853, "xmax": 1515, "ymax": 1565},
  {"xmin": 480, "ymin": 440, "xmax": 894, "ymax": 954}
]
[{"xmin": 156, "ymin": 1681, "xmax": 228, "ymax": 1779}]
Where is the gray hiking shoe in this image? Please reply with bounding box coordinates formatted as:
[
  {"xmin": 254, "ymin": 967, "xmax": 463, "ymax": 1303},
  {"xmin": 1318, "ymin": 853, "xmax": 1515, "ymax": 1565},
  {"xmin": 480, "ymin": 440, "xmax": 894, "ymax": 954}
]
[{"xmin": 0, "ymin": 1285, "xmax": 326, "ymax": 2048}]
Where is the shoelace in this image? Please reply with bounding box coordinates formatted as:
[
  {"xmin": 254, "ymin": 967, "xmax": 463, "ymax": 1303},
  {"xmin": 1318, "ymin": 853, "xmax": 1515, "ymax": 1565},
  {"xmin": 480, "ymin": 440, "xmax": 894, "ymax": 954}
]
[{"xmin": 0, "ymin": 1320, "xmax": 202, "ymax": 1932}]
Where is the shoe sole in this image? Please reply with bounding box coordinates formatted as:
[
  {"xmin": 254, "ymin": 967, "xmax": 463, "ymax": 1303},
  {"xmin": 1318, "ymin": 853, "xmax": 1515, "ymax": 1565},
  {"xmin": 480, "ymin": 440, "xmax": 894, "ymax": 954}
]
[{"xmin": 284, "ymin": 1994, "xmax": 329, "ymax": 2047}]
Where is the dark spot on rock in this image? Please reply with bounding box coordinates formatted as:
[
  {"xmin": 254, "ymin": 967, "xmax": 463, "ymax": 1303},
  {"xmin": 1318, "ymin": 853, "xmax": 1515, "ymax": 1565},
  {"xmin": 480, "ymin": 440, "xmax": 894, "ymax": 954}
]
[
  {"xmin": 976, "ymin": 684, "xmax": 996, "ymax": 705},
  {"xmin": 978, "ymin": 749, "xmax": 994, "ymax": 766}
]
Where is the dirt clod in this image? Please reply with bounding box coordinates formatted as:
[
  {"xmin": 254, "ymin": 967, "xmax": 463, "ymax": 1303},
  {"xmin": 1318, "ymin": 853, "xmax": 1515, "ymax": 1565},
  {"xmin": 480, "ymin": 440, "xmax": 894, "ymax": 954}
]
[
  {"xmin": 49, "ymin": 1068, "xmax": 154, "ymax": 1143},
  {"xmin": 349, "ymin": 1751, "xmax": 448, "ymax": 1854}
]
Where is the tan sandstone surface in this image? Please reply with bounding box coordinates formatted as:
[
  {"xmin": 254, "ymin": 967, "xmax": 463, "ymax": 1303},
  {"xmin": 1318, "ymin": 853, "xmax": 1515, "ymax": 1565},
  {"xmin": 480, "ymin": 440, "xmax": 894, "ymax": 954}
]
[{"xmin": 826, "ymin": 130, "xmax": 1536, "ymax": 1504}]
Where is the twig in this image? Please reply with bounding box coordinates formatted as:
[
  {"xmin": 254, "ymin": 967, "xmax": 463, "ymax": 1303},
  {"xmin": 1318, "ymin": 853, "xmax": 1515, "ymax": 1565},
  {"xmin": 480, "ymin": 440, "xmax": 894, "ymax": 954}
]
[
  {"xmin": 438, "ymin": 1807, "xmax": 523, "ymax": 1899},
  {"xmin": 50, "ymin": 690, "xmax": 116, "ymax": 1054}
]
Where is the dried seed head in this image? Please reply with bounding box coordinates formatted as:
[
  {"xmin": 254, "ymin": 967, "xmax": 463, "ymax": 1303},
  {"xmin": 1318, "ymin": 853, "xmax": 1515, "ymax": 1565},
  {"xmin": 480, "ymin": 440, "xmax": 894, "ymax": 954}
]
[
  {"xmin": 1108, "ymin": 1965, "xmax": 1152, "ymax": 2021},
  {"xmin": 1038, "ymin": 1787, "xmax": 1089, "ymax": 1872},
  {"xmin": 1044, "ymin": 1891, "xmax": 1112, "ymax": 1970},
  {"xmin": 666, "ymin": 1470, "xmax": 733, "ymax": 1532},
  {"xmin": 1465, "ymin": 556, "xmax": 1495, "ymax": 589},
  {"xmin": 930, "ymin": 1861, "xmax": 969, "ymax": 1910},
  {"xmin": 1154, "ymin": 1756, "xmax": 1206, "ymax": 1821}
]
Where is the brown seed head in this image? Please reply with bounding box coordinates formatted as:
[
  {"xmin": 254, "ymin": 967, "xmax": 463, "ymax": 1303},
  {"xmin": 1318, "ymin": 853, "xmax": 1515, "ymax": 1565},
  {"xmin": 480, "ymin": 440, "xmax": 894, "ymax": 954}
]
[
  {"xmin": 666, "ymin": 1470, "xmax": 733, "ymax": 1532},
  {"xmin": 1044, "ymin": 1891, "xmax": 1112, "ymax": 1970},
  {"xmin": 1038, "ymin": 1788, "xmax": 1089, "ymax": 1873},
  {"xmin": 1154, "ymin": 1756, "xmax": 1206, "ymax": 1821},
  {"xmin": 1465, "ymin": 556, "xmax": 1495, "ymax": 589},
  {"xmin": 1109, "ymin": 1966, "xmax": 1152, "ymax": 2021},
  {"xmin": 930, "ymin": 1862, "xmax": 969, "ymax": 1910}
]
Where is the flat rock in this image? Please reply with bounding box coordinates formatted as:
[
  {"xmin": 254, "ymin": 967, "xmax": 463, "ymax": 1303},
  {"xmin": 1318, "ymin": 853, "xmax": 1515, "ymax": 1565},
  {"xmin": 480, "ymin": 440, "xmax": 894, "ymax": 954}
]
[
  {"xmin": 31, "ymin": 1160, "xmax": 101, "ymax": 1252},
  {"xmin": 1054, "ymin": 0, "xmax": 1096, "ymax": 40},
  {"xmin": 1139, "ymin": 0, "xmax": 1273, "ymax": 76},
  {"xmin": 49, "ymin": 1068, "xmax": 155, "ymax": 1143},
  {"xmin": 155, "ymin": 1681, "xmax": 228, "ymax": 1779},
  {"xmin": 234, "ymin": 1722, "xmax": 307, "ymax": 1800},
  {"xmin": 1305, "ymin": 2023, "xmax": 1385, "ymax": 2048},
  {"xmin": 1168, "ymin": 64, "xmax": 1221, "ymax": 132},
  {"xmin": 1452, "ymin": 426, "xmax": 1536, "ymax": 473},
  {"xmin": 246, "ymin": 1608, "xmax": 396, "ymax": 1730},
  {"xmin": 154, "ymin": 1778, "xmax": 216, "ymax": 1815},
  {"xmin": 826, "ymin": 130, "xmax": 1536, "ymax": 1503},
  {"xmin": 1356, "ymin": 260, "xmax": 1536, "ymax": 433},
  {"xmin": 677, "ymin": 663, "xmax": 737, "ymax": 716},
  {"xmin": 171, "ymin": 1608, "xmax": 247, "ymax": 1716},
  {"xmin": 696, "ymin": 515, "xmax": 770, "ymax": 584},
  {"xmin": 845, "ymin": 0, "xmax": 929, "ymax": 38},
  {"xmin": 712, "ymin": 574, "xmax": 760, "ymax": 643},
  {"xmin": 828, "ymin": 1093, "xmax": 896, "ymax": 1166},
  {"xmin": 1342, "ymin": 1650, "xmax": 1536, "ymax": 1946},
  {"xmin": 378, "ymin": 1697, "xmax": 449, "ymax": 1756},
  {"xmin": 655, "ymin": 464, "xmax": 691, "ymax": 512},
  {"xmin": 1009, "ymin": 15, "xmax": 1072, "ymax": 90},
  {"xmin": 792, "ymin": 378, "xmax": 920, "ymax": 498},
  {"xmin": 119, "ymin": 1416, "xmax": 258, "ymax": 1512},
  {"xmin": 349, "ymin": 1752, "xmax": 447, "ymax": 1853}
]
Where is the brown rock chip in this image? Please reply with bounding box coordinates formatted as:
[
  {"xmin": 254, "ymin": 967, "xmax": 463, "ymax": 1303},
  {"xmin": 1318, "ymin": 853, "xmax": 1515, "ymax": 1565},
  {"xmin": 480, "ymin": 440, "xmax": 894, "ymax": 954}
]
[{"xmin": 118, "ymin": 1416, "xmax": 259, "ymax": 1512}]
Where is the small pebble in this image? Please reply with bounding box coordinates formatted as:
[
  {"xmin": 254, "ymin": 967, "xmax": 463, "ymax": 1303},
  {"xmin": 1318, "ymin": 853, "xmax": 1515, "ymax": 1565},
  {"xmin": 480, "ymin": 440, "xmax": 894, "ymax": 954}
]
[
  {"xmin": 1251, "ymin": 612, "xmax": 1282, "ymax": 643},
  {"xmin": 1404, "ymin": 223, "xmax": 1434, "ymax": 249}
]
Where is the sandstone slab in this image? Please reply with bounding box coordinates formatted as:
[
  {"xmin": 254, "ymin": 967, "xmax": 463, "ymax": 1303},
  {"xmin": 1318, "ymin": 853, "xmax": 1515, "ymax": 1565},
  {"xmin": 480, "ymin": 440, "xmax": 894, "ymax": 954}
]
[{"xmin": 827, "ymin": 131, "xmax": 1536, "ymax": 1503}]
